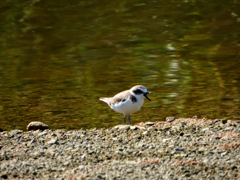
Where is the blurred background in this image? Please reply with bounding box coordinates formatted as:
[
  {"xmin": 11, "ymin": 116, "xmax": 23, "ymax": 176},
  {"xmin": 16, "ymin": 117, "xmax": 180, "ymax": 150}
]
[{"xmin": 0, "ymin": 0, "xmax": 240, "ymax": 131}]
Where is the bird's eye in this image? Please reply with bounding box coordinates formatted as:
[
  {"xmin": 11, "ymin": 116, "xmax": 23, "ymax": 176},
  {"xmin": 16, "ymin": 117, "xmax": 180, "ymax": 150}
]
[{"xmin": 133, "ymin": 89, "xmax": 143, "ymax": 94}]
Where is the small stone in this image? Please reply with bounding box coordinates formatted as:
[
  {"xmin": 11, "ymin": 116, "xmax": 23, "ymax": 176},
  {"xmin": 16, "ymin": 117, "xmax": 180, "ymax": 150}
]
[
  {"xmin": 221, "ymin": 119, "xmax": 228, "ymax": 124},
  {"xmin": 201, "ymin": 128, "xmax": 209, "ymax": 132},
  {"xmin": 113, "ymin": 125, "xmax": 130, "ymax": 131},
  {"xmin": 181, "ymin": 122, "xmax": 187, "ymax": 127},
  {"xmin": 136, "ymin": 126, "xmax": 146, "ymax": 130},
  {"xmin": 142, "ymin": 131, "xmax": 150, "ymax": 136},
  {"xmin": 214, "ymin": 119, "xmax": 221, "ymax": 123},
  {"xmin": 219, "ymin": 173, "xmax": 225, "ymax": 177},
  {"xmin": 133, "ymin": 135, "xmax": 141, "ymax": 139},
  {"xmin": 1, "ymin": 174, "xmax": 8, "ymax": 179},
  {"xmin": 126, "ymin": 168, "xmax": 134, "ymax": 173},
  {"xmin": 166, "ymin": 117, "xmax": 175, "ymax": 122},
  {"xmin": 145, "ymin": 121, "xmax": 155, "ymax": 126},
  {"xmin": 179, "ymin": 132, "xmax": 184, "ymax": 136},
  {"xmin": 183, "ymin": 134, "xmax": 191, "ymax": 137},
  {"xmin": 221, "ymin": 152, "xmax": 228, "ymax": 157},
  {"xmin": 162, "ymin": 138, "xmax": 170, "ymax": 143},
  {"xmin": 202, "ymin": 158, "xmax": 209, "ymax": 164},
  {"xmin": 10, "ymin": 129, "xmax": 22, "ymax": 135},
  {"xmin": 130, "ymin": 126, "xmax": 139, "ymax": 130},
  {"xmin": 27, "ymin": 121, "xmax": 50, "ymax": 131},
  {"xmin": 179, "ymin": 154, "xmax": 187, "ymax": 157},
  {"xmin": 27, "ymin": 139, "xmax": 36, "ymax": 146},
  {"xmin": 197, "ymin": 150, "xmax": 204, "ymax": 154},
  {"xmin": 81, "ymin": 154, "xmax": 87, "ymax": 159},
  {"xmin": 78, "ymin": 165, "xmax": 85, "ymax": 169},
  {"xmin": 175, "ymin": 148, "xmax": 185, "ymax": 152},
  {"xmin": 46, "ymin": 138, "xmax": 58, "ymax": 145},
  {"xmin": 171, "ymin": 126, "xmax": 180, "ymax": 130},
  {"xmin": 38, "ymin": 132, "xmax": 47, "ymax": 137}
]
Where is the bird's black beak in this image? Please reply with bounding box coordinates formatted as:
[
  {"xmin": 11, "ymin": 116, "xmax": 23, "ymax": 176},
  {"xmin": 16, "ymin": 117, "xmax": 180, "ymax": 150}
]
[{"xmin": 144, "ymin": 92, "xmax": 153, "ymax": 101}]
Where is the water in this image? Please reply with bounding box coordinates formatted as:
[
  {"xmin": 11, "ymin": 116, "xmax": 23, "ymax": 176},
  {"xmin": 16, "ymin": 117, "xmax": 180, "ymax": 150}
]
[{"xmin": 1, "ymin": 0, "xmax": 240, "ymax": 131}]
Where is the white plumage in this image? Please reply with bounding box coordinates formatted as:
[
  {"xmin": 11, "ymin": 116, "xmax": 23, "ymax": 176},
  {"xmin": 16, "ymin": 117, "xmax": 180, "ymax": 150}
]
[{"xmin": 100, "ymin": 85, "xmax": 152, "ymax": 125}]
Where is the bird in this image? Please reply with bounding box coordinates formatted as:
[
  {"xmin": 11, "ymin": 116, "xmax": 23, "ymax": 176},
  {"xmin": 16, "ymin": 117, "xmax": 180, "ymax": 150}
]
[{"xmin": 99, "ymin": 85, "xmax": 152, "ymax": 125}]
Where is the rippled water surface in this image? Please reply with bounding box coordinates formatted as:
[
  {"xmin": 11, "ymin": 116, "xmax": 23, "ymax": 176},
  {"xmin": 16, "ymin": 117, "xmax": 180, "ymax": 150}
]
[{"xmin": 1, "ymin": 0, "xmax": 240, "ymax": 131}]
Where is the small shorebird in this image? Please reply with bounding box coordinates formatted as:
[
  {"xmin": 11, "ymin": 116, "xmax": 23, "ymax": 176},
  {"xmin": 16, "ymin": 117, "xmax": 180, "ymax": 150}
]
[{"xmin": 99, "ymin": 85, "xmax": 152, "ymax": 125}]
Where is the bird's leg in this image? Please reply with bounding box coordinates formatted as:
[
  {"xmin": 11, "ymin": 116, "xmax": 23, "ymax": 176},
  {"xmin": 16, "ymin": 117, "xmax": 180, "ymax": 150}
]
[
  {"xmin": 128, "ymin": 114, "xmax": 132, "ymax": 126},
  {"xmin": 123, "ymin": 114, "xmax": 126, "ymax": 124}
]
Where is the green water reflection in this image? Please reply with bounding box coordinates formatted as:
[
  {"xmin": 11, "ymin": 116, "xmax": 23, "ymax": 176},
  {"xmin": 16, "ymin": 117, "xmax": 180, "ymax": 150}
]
[{"xmin": 0, "ymin": 0, "xmax": 240, "ymax": 131}]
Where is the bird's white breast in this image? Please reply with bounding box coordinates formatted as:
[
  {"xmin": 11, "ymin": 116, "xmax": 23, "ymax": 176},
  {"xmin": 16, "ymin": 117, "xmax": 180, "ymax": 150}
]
[{"xmin": 110, "ymin": 96, "xmax": 144, "ymax": 114}]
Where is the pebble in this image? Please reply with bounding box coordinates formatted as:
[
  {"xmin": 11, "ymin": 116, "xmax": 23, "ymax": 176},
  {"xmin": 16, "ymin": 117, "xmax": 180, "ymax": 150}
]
[
  {"xmin": 0, "ymin": 118, "xmax": 239, "ymax": 179},
  {"xmin": 130, "ymin": 126, "xmax": 139, "ymax": 130},
  {"xmin": 145, "ymin": 121, "xmax": 155, "ymax": 126},
  {"xmin": 46, "ymin": 138, "xmax": 58, "ymax": 145},
  {"xmin": 113, "ymin": 125, "xmax": 130, "ymax": 130},
  {"xmin": 27, "ymin": 121, "xmax": 50, "ymax": 131},
  {"xmin": 166, "ymin": 117, "xmax": 175, "ymax": 122}
]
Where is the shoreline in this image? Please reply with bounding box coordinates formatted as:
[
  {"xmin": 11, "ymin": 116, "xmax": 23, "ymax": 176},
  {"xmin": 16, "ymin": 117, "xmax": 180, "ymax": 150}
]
[{"xmin": 0, "ymin": 118, "xmax": 240, "ymax": 179}]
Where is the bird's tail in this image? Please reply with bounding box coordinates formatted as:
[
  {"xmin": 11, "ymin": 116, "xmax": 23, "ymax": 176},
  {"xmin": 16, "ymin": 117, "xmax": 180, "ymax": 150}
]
[{"xmin": 99, "ymin": 97, "xmax": 111, "ymax": 104}]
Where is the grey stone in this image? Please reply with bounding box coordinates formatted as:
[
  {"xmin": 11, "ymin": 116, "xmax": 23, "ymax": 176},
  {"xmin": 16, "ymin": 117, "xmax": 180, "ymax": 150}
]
[
  {"xmin": 145, "ymin": 121, "xmax": 155, "ymax": 126},
  {"xmin": 175, "ymin": 148, "xmax": 185, "ymax": 152},
  {"xmin": 130, "ymin": 126, "xmax": 139, "ymax": 130},
  {"xmin": 10, "ymin": 129, "xmax": 22, "ymax": 135},
  {"xmin": 136, "ymin": 126, "xmax": 146, "ymax": 130},
  {"xmin": 46, "ymin": 138, "xmax": 58, "ymax": 145},
  {"xmin": 113, "ymin": 125, "xmax": 130, "ymax": 130},
  {"xmin": 181, "ymin": 121, "xmax": 187, "ymax": 127},
  {"xmin": 27, "ymin": 121, "xmax": 50, "ymax": 131},
  {"xmin": 166, "ymin": 117, "xmax": 175, "ymax": 122},
  {"xmin": 221, "ymin": 119, "xmax": 228, "ymax": 124},
  {"xmin": 142, "ymin": 131, "xmax": 150, "ymax": 136}
]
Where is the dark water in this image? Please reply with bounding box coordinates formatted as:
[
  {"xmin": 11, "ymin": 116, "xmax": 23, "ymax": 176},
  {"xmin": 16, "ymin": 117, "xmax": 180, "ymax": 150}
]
[{"xmin": 1, "ymin": 0, "xmax": 240, "ymax": 131}]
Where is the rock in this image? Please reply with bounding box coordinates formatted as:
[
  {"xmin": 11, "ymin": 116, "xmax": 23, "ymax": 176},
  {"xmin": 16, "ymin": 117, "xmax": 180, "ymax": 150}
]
[
  {"xmin": 201, "ymin": 128, "xmax": 209, "ymax": 132},
  {"xmin": 38, "ymin": 132, "xmax": 48, "ymax": 137},
  {"xmin": 171, "ymin": 125, "xmax": 180, "ymax": 130},
  {"xmin": 46, "ymin": 138, "xmax": 58, "ymax": 145},
  {"xmin": 162, "ymin": 138, "xmax": 170, "ymax": 143},
  {"xmin": 221, "ymin": 152, "xmax": 228, "ymax": 157},
  {"xmin": 1, "ymin": 174, "xmax": 8, "ymax": 179},
  {"xmin": 27, "ymin": 121, "xmax": 50, "ymax": 131},
  {"xmin": 166, "ymin": 117, "xmax": 175, "ymax": 122},
  {"xmin": 221, "ymin": 119, "xmax": 228, "ymax": 124},
  {"xmin": 142, "ymin": 131, "xmax": 150, "ymax": 136},
  {"xmin": 214, "ymin": 119, "xmax": 221, "ymax": 123},
  {"xmin": 10, "ymin": 129, "xmax": 22, "ymax": 135},
  {"xmin": 179, "ymin": 132, "xmax": 184, "ymax": 136},
  {"xmin": 175, "ymin": 148, "xmax": 185, "ymax": 152},
  {"xmin": 0, "ymin": 127, "xmax": 3, "ymax": 132},
  {"xmin": 181, "ymin": 122, "xmax": 187, "ymax": 127},
  {"xmin": 113, "ymin": 125, "xmax": 130, "ymax": 131},
  {"xmin": 135, "ymin": 126, "xmax": 146, "ymax": 130},
  {"xmin": 130, "ymin": 126, "xmax": 139, "ymax": 130},
  {"xmin": 145, "ymin": 121, "xmax": 155, "ymax": 126}
]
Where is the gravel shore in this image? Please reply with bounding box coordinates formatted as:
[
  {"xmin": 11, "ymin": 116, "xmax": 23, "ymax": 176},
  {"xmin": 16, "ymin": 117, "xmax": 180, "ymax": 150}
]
[{"xmin": 0, "ymin": 118, "xmax": 240, "ymax": 179}]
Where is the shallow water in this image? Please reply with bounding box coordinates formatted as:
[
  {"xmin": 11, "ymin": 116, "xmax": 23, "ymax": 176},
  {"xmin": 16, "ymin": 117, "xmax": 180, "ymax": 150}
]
[{"xmin": 1, "ymin": 0, "xmax": 240, "ymax": 131}]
